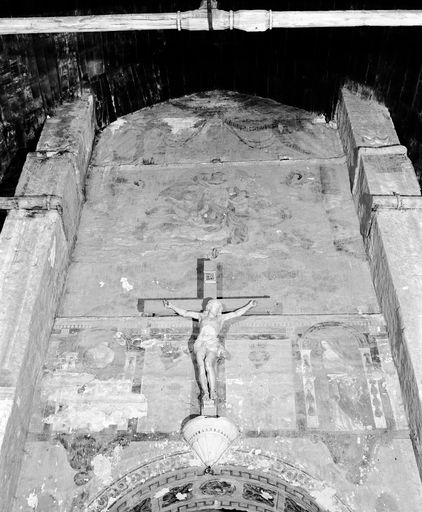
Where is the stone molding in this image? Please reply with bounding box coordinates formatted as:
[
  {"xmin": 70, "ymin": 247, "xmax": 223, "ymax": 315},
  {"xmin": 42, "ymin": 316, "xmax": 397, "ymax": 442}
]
[
  {"xmin": 336, "ymin": 88, "xmax": 401, "ymax": 187},
  {"xmin": 53, "ymin": 313, "xmax": 386, "ymax": 331},
  {"xmin": 86, "ymin": 449, "xmax": 352, "ymax": 512}
]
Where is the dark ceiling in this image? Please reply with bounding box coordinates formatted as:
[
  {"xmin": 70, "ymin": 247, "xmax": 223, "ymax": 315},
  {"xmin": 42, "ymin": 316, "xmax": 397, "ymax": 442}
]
[{"xmin": 0, "ymin": 1, "xmax": 421, "ymax": 197}]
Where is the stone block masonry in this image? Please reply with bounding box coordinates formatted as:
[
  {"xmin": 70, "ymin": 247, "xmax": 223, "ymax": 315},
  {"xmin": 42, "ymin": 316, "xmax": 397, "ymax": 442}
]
[
  {"xmin": 337, "ymin": 86, "xmax": 422, "ymax": 475},
  {"xmin": 0, "ymin": 95, "xmax": 95, "ymax": 509}
]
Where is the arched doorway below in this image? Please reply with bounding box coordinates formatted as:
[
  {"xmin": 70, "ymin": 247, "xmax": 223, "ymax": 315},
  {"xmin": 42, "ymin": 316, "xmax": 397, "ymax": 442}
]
[{"xmin": 87, "ymin": 453, "xmax": 352, "ymax": 512}]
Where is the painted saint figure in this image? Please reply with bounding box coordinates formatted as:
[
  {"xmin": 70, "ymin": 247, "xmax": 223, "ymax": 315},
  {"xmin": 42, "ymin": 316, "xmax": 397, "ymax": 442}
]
[{"xmin": 163, "ymin": 298, "xmax": 257, "ymax": 400}]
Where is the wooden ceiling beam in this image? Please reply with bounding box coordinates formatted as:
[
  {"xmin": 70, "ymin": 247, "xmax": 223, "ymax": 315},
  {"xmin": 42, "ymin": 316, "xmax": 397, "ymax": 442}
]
[{"xmin": 0, "ymin": 9, "xmax": 421, "ymax": 34}]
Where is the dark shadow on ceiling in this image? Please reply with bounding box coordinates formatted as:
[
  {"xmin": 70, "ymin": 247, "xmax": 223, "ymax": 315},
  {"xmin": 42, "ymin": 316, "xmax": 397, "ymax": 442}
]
[
  {"xmin": 0, "ymin": 2, "xmax": 421, "ymax": 189},
  {"xmin": 80, "ymin": 27, "xmax": 422, "ymax": 181}
]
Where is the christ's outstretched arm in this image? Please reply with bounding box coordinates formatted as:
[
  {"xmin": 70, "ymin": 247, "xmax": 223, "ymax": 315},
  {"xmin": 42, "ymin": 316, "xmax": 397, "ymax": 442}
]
[
  {"xmin": 222, "ymin": 299, "xmax": 257, "ymax": 321},
  {"xmin": 163, "ymin": 300, "xmax": 200, "ymax": 320}
]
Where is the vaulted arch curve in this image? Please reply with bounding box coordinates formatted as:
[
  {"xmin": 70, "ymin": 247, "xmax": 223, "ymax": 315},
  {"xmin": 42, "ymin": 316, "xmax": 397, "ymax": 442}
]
[{"xmin": 87, "ymin": 450, "xmax": 353, "ymax": 512}]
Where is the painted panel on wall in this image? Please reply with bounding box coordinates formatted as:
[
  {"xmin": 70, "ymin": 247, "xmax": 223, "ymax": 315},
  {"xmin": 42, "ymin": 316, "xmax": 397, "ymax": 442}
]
[
  {"xmin": 60, "ymin": 161, "xmax": 377, "ymax": 317},
  {"xmin": 32, "ymin": 314, "xmax": 405, "ymax": 438}
]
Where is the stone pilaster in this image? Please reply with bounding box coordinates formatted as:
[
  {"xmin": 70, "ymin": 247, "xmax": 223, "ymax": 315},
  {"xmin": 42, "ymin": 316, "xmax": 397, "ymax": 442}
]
[
  {"xmin": 0, "ymin": 95, "xmax": 95, "ymax": 509},
  {"xmin": 337, "ymin": 86, "xmax": 422, "ymax": 473},
  {"xmin": 336, "ymin": 87, "xmax": 402, "ymax": 188}
]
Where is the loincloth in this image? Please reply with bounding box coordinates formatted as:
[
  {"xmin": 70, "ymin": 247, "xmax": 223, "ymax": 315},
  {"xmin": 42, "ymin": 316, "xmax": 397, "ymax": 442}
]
[{"xmin": 194, "ymin": 336, "xmax": 225, "ymax": 358}]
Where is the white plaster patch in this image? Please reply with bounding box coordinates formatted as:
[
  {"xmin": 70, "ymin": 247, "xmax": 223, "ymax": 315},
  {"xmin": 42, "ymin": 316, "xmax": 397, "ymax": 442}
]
[
  {"xmin": 249, "ymin": 252, "xmax": 269, "ymax": 259},
  {"xmin": 92, "ymin": 454, "xmax": 113, "ymax": 485},
  {"xmin": 120, "ymin": 277, "xmax": 134, "ymax": 292},
  {"xmin": 27, "ymin": 491, "xmax": 39, "ymax": 509},
  {"xmin": 310, "ymin": 486, "xmax": 341, "ymax": 512},
  {"xmin": 114, "ymin": 331, "xmax": 125, "ymax": 345},
  {"xmin": 99, "ymin": 281, "xmax": 105, "ymax": 287},
  {"xmin": 140, "ymin": 338, "xmax": 159, "ymax": 349},
  {"xmin": 60, "ymin": 352, "xmax": 78, "ymax": 370},
  {"xmin": 48, "ymin": 236, "xmax": 56, "ymax": 268},
  {"xmin": 163, "ymin": 117, "xmax": 198, "ymax": 134},
  {"xmin": 362, "ymin": 134, "xmax": 390, "ymax": 145},
  {"xmin": 0, "ymin": 396, "xmax": 14, "ymax": 445},
  {"xmin": 111, "ymin": 445, "xmax": 123, "ymax": 465},
  {"xmin": 154, "ymin": 487, "xmax": 170, "ymax": 499},
  {"xmin": 108, "ymin": 118, "xmax": 127, "ymax": 134},
  {"xmin": 42, "ymin": 373, "xmax": 147, "ymax": 431},
  {"xmin": 312, "ymin": 114, "xmax": 326, "ymax": 124},
  {"xmin": 43, "ymin": 371, "xmax": 94, "ymax": 389}
]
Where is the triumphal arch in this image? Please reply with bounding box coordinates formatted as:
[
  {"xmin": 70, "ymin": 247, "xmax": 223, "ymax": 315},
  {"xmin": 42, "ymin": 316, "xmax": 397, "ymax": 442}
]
[{"xmin": 1, "ymin": 89, "xmax": 422, "ymax": 511}]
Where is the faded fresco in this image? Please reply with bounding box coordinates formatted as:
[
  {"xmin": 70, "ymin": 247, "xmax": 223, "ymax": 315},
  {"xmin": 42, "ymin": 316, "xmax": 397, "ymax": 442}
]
[
  {"xmin": 92, "ymin": 91, "xmax": 343, "ymax": 166},
  {"xmin": 31, "ymin": 315, "xmax": 405, "ymax": 438},
  {"xmin": 60, "ymin": 162, "xmax": 377, "ymax": 317},
  {"xmin": 60, "ymin": 91, "xmax": 376, "ymax": 318},
  {"xmin": 296, "ymin": 322, "xmax": 397, "ymax": 431}
]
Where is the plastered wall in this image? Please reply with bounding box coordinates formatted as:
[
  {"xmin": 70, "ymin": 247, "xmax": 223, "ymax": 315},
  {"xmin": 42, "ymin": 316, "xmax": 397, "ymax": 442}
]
[
  {"xmin": 4, "ymin": 89, "xmax": 422, "ymax": 511},
  {"xmin": 10, "ymin": 91, "xmax": 422, "ymax": 512}
]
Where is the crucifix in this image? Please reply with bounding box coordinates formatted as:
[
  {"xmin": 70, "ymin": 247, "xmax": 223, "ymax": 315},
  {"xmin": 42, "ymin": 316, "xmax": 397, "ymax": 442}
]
[{"xmin": 137, "ymin": 258, "xmax": 269, "ymax": 416}]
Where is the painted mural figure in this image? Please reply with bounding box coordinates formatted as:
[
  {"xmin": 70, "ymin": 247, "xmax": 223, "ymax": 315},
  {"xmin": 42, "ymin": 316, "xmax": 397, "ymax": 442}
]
[{"xmin": 163, "ymin": 298, "xmax": 257, "ymax": 400}]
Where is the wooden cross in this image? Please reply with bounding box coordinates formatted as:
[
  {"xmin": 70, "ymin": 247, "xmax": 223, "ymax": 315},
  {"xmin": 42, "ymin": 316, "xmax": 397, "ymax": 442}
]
[{"xmin": 137, "ymin": 258, "xmax": 269, "ymax": 315}]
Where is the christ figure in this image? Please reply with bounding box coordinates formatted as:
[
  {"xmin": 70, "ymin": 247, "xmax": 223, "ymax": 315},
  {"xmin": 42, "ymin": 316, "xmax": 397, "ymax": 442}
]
[{"xmin": 163, "ymin": 298, "xmax": 257, "ymax": 400}]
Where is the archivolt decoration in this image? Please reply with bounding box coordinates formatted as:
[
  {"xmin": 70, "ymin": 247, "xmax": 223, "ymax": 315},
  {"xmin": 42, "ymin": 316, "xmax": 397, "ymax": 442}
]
[{"xmin": 86, "ymin": 449, "xmax": 353, "ymax": 512}]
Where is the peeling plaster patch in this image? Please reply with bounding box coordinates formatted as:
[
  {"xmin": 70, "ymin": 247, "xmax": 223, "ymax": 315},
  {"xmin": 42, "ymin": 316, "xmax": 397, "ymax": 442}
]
[
  {"xmin": 42, "ymin": 373, "xmax": 147, "ymax": 431},
  {"xmin": 48, "ymin": 236, "xmax": 56, "ymax": 268},
  {"xmin": 249, "ymin": 252, "xmax": 269, "ymax": 259},
  {"xmin": 0, "ymin": 395, "xmax": 14, "ymax": 445},
  {"xmin": 27, "ymin": 491, "xmax": 38, "ymax": 509},
  {"xmin": 61, "ymin": 352, "xmax": 78, "ymax": 370},
  {"xmin": 163, "ymin": 117, "xmax": 199, "ymax": 134},
  {"xmin": 111, "ymin": 445, "xmax": 123, "ymax": 465},
  {"xmin": 154, "ymin": 488, "xmax": 170, "ymax": 499},
  {"xmin": 108, "ymin": 118, "xmax": 127, "ymax": 134},
  {"xmin": 311, "ymin": 486, "xmax": 341, "ymax": 512},
  {"xmin": 43, "ymin": 371, "xmax": 94, "ymax": 388},
  {"xmin": 92, "ymin": 454, "xmax": 113, "ymax": 485},
  {"xmin": 140, "ymin": 338, "xmax": 159, "ymax": 349},
  {"xmin": 120, "ymin": 277, "xmax": 134, "ymax": 292}
]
